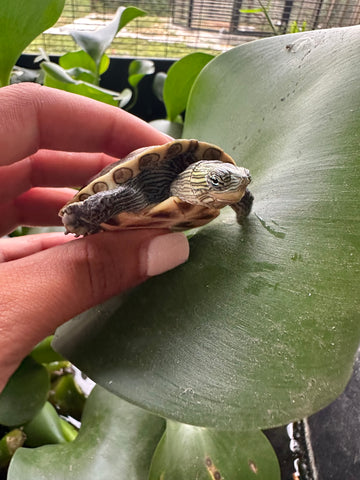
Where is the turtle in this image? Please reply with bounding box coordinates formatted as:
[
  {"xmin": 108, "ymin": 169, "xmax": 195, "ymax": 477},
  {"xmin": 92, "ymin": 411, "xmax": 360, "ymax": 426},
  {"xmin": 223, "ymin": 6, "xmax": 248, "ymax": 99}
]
[{"xmin": 59, "ymin": 139, "xmax": 254, "ymax": 236}]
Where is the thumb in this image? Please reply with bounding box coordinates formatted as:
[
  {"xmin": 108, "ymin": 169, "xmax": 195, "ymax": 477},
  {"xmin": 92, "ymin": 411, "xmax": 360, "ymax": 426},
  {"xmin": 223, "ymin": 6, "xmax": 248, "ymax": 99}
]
[{"xmin": 0, "ymin": 231, "xmax": 189, "ymax": 390}]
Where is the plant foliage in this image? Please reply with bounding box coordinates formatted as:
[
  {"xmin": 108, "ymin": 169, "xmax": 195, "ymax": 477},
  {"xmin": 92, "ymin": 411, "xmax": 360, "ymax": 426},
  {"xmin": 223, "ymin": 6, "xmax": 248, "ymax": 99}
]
[
  {"xmin": 0, "ymin": 0, "xmax": 65, "ymax": 86},
  {"xmin": 53, "ymin": 26, "xmax": 360, "ymax": 432}
]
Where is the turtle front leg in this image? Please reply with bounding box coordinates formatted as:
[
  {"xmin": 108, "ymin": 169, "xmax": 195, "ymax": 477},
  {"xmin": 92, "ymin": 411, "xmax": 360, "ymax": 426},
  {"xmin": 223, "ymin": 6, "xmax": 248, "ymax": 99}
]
[{"xmin": 231, "ymin": 189, "xmax": 254, "ymax": 224}]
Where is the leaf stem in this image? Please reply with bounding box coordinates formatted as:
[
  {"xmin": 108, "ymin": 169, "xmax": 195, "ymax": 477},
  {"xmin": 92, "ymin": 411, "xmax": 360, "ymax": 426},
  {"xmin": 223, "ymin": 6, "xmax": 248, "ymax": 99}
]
[{"xmin": 258, "ymin": 0, "xmax": 278, "ymax": 35}]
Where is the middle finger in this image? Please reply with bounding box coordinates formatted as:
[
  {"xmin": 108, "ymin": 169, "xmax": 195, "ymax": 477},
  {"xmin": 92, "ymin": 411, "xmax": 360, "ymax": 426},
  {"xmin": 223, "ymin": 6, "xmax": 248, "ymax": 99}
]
[
  {"xmin": 0, "ymin": 150, "xmax": 119, "ymax": 202},
  {"xmin": 0, "ymin": 187, "xmax": 75, "ymax": 236}
]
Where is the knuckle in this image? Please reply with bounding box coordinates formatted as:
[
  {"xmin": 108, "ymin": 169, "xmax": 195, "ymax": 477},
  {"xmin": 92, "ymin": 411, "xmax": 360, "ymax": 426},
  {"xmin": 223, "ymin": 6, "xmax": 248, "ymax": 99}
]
[{"xmin": 80, "ymin": 238, "xmax": 111, "ymax": 304}]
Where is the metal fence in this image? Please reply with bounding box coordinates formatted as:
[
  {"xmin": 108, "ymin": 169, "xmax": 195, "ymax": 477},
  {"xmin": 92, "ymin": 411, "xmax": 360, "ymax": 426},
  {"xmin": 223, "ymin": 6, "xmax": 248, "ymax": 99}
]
[
  {"xmin": 172, "ymin": 0, "xmax": 360, "ymax": 36},
  {"xmin": 26, "ymin": 0, "xmax": 360, "ymax": 58}
]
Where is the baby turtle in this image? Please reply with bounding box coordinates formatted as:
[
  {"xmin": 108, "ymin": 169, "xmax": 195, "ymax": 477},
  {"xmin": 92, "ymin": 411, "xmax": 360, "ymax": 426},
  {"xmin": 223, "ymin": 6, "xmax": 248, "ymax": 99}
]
[{"xmin": 59, "ymin": 139, "xmax": 253, "ymax": 236}]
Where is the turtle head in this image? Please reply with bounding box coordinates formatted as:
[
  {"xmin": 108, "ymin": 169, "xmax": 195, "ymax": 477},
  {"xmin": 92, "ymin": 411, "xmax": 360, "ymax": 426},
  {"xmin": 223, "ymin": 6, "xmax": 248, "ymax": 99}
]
[
  {"xmin": 203, "ymin": 161, "xmax": 251, "ymax": 200},
  {"xmin": 170, "ymin": 160, "xmax": 251, "ymax": 207}
]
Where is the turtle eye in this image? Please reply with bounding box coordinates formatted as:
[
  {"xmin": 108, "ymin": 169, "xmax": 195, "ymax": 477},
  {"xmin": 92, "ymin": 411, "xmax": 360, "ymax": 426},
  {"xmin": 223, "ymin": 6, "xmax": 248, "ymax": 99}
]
[
  {"xmin": 207, "ymin": 171, "xmax": 231, "ymax": 190},
  {"xmin": 209, "ymin": 174, "xmax": 220, "ymax": 186}
]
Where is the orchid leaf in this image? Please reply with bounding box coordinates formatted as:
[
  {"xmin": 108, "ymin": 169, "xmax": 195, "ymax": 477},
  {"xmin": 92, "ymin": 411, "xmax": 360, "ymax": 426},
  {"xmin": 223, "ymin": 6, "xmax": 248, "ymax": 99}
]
[
  {"xmin": 0, "ymin": 358, "xmax": 49, "ymax": 427},
  {"xmin": 8, "ymin": 386, "xmax": 164, "ymax": 479},
  {"xmin": 149, "ymin": 421, "xmax": 280, "ymax": 479},
  {"xmin": 53, "ymin": 26, "xmax": 360, "ymax": 430}
]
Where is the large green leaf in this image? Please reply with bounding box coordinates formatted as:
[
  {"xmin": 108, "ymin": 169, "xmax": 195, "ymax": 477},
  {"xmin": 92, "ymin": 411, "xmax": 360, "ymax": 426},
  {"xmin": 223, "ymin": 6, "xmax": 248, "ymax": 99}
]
[
  {"xmin": 149, "ymin": 421, "xmax": 280, "ymax": 479},
  {"xmin": 0, "ymin": 357, "xmax": 49, "ymax": 427},
  {"xmin": 53, "ymin": 26, "xmax": 360, "ymax": 430},
  {"xmin": 0, "ymin": 0, "xmax": 65, "ymax": 86},
  {"xmin": 8, "ymin": 386, "xmax": 164, "ymax": 479}
]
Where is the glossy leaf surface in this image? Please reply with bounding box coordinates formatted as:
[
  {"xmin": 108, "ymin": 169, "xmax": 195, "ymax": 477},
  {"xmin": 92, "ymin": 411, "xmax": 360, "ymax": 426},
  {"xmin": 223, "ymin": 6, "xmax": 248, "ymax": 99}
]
[
  {"xmin": 163, "ymin": 52, "xmax": 214, "ymax": 121},
  {"xmin": 150, "ymin": 421, "xmax": 280, "ymax": 479},
  {"xmin": 23, "ymin": 402, "xmax": 71, "ymax": 447},
  {"xmin": 0, "ymin": 0, "xmax": 64, "ymax": 86},
  {"xmin": 8, "ymin": 386, "xmax": 164, "ymax": 479},
  {"xmin": 54, "ymin": 26, "xmax": 360, "ymax": 430},
  {"xmin": 0, "ymin": 358, "xmax": 49, "ymax": 427}
]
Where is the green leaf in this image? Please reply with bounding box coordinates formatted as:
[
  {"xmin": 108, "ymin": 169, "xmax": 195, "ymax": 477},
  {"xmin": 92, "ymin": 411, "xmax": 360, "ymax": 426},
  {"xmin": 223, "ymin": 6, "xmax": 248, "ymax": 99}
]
[
  {"xmin": 152, "ymin": 71, "xmax": 167, "ymax": 102},
  {"xmin": 149, "ymin": 421, "xmax": 280, "ymax": 479},
  {"xmin": 65, "ymin": 67, "xmax": 97, "ymax": 84},
  {"xmin": 23, "ymin": 402, "xmax": 74, "ymax": 447},
  {"xmin": 0, "ymin": 0, "xmax": 65, "ymax": 87},
  {"xmin": 163, "ymin": 52, "xmax": 214, "ymax": 122},
  {"xmin": 42, "ymin": 61, "xmax": 120, "ymax": 106},
  {"xmin": 128, "ymin": 59, "xmax": 155, "ymax": 88},
  {"xmin": 41, "ymin": 61, "xmax": 78, "ymax": 84},
  {"xmin": 149, "ymin": 119, "xmax": 183, "ymax": 138},
  {"xmin": 71, "ymin": 6, "xmax": 146, "ymax": 68},
  {"xmin": 0, "ymin": 357, "xmax": 49, "ymax": 427},
  {"xmin": 59, "ymin": 50, "xmax": 110, "ymax": 76},
  {"xmin": 8, "ymin": 386, "xmax": 165, "ymax": 479},
  {"xmin": 0, "ymin": 429, "xmax": 26, "ymax": 469},
  {"xmin": 53, "ymin": 26, "xmax": 360, "ymax": 430},
  {"xmin": 30, "ymin": 336, "xmax": 64, "ymax": 364}
]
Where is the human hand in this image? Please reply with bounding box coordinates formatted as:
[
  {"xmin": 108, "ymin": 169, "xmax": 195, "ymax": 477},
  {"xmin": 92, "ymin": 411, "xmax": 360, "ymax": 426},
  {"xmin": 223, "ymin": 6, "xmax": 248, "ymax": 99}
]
[{"xmin": 0, "ymin": 83, "xmax": 189, "ymax": 391}]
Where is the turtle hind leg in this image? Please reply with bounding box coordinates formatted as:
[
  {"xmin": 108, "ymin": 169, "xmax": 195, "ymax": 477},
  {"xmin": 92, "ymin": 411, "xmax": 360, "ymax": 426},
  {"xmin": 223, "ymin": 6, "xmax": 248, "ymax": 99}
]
[
  {"xmin": 61, "ymin": 185, "xmax": 147, "ymax": 236},
  {"xmin": 231, "ymin": 189, "xmax": 254, "ymax": 224}
]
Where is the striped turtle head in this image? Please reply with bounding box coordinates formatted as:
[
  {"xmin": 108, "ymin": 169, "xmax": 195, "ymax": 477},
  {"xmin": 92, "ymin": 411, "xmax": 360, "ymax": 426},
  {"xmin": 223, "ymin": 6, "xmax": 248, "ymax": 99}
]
[{"xmin": 170, "ymin": 160, "xmax": 251, "ymax": 207}]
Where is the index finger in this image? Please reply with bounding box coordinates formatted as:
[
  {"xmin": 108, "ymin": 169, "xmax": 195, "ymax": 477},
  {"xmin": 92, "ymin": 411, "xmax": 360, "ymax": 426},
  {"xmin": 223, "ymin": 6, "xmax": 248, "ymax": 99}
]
[{"xmin": 0, "ymin": 83, "xmax": 170, "ymax": 166}]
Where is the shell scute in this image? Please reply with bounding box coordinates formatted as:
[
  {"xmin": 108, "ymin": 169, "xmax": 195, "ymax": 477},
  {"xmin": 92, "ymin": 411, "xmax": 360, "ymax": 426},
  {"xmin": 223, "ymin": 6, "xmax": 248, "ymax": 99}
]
[
  {"xmin": 92, "ymin": 181, "xmax": 108, "ymax": 193},
  {"xmin": 113, "ymin": 167, "xmax": 133, "ymax": 184},
  {"xmin": 138, "ymin": 152, "xmax": 162, "ymax": 170},
  {"xmin": 203, "ymin": 147, "xmax": 223, "ymax": 160},
  {"xmin": 165, "ymin": 141, "xmax": 183, "ymax": 158},
  {"xmin": 78, "ymin": 193, "xmax": 91, "ymax": 201}
]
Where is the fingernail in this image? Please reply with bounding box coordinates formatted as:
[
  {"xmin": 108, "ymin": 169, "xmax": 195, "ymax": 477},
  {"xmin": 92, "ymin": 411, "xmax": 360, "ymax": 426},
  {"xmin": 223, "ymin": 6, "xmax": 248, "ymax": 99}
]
[{"xmin": 144, "ymin": 233, "xmax": 189, "ymax": 277}]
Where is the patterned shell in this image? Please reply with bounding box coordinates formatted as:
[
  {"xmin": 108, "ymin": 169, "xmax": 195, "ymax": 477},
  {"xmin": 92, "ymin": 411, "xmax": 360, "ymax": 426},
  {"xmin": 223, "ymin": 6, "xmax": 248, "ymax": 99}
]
[{"xmin": 60, "ymin": 139, "xmax": 240, "ymax": 232}]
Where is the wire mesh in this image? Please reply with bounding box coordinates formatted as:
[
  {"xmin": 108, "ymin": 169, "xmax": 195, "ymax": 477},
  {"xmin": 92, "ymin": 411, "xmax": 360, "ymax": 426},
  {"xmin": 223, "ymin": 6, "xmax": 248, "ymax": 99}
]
[{"xmin": 26, "ymin": 0, "xmax": 360, "ymax": 58}]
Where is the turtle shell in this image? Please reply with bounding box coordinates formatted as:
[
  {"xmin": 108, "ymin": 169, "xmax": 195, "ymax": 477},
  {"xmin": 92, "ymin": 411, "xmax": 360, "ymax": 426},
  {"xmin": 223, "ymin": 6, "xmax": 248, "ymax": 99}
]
[{"xmin": 59, "ymin": 139, "xmax": 243, "ymax": 234}]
